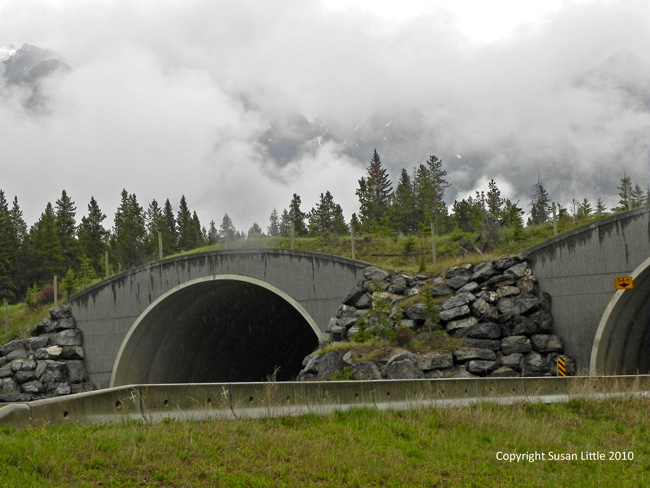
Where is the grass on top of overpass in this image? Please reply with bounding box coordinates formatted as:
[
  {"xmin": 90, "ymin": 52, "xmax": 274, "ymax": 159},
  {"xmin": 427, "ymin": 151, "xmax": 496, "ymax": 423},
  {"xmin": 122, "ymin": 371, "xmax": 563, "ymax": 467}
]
[
  {"xmin": 0, "ymin": 210, "xmax": 615, "ymax": 343},
  {"xmin": 0, "ymin": 395, "xmax": 648, "ymax": 486}
]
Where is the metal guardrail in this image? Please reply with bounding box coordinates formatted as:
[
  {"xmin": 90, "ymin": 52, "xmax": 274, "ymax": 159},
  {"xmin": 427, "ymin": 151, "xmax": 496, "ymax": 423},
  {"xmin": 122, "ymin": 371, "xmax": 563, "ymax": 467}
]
[{"xmin": 1, "ymin": 375, "xmax": 649, "ymax": 430}]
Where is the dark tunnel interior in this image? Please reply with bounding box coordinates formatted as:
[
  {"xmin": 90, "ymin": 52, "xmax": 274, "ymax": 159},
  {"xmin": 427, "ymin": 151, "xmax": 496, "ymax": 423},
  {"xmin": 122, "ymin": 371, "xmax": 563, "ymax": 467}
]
[{"xmin": 114, "ymin": 279, "xmax": 320, "ymax": 385}]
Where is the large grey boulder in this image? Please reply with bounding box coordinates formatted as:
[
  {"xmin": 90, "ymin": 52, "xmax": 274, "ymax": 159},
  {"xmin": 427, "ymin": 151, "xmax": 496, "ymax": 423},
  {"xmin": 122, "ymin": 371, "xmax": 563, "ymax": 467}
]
[
  {"xmin": 440, "ymin": 305, "xmax": 471, "ymax": 322},
  {"xmin": 453, "ymin": 348, "xmax": 496, "ymax": 363},
  {"xmin": 446, "ymin": 316, "xmax": 479, "ymax": 336},
  {"xmin": 416, "ymin": 352, "xmax": 454, "ymax": 371},
  {"xmin": 530, "ymin": 334, "xmax": 563, "ymax": 353},
  {"xmin": 352, "ymin": 362, "xmax": 381, "ymax": 380},
  {"xmin": 466, "ymin": 360, "xmax": 498, "ymax": 376},
  {"xmin": 316, "ymin": 351, "xmax": 346, "ymax": 380},
  {"xmin": 501, "ymin": 336, "xmax": 532, "ymax": 355},
  {"xmin": 499, "ymin": 315, "xmax": 537, "ymax": 337}
]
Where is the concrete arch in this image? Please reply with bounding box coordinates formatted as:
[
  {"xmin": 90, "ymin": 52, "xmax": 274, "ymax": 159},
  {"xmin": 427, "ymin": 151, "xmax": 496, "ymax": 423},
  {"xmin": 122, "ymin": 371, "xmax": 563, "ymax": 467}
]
[
  {"xmin": 111, "ymin": 275, "xmax": 323, "ymax": 387},
  {"xmin": 71, "ymin": 249, "xmax": 368, "ymax": 388},
  {"xmin": 590, "ymin": 257, "xmax": 650, "ymax": 375}
]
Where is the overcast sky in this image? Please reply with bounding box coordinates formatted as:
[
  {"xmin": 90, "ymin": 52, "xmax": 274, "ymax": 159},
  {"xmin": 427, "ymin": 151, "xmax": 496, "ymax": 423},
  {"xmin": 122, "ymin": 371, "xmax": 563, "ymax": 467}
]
[{"xmin": 1, "ymin": 0, "xmax": 649, "ymax": 231}]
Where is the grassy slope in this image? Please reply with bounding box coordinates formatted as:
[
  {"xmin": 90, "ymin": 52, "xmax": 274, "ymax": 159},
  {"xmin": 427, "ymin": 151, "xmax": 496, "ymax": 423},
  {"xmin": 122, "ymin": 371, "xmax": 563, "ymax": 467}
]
[{"xmin": 0, "ymin": 396, "xmax": 648, "ymax": 487}]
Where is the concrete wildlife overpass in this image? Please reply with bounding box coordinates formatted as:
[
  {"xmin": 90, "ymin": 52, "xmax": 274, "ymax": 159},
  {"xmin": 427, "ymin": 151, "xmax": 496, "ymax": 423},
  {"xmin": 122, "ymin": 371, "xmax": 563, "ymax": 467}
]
[
  {"xmin": 528, "ymin": 207, "xmax": 650, "ymax": 375},
  {"xmin": 70, "ymin": 250, "xmax": 369, "ymax": 389},
  {"xmin": 71, "ymin": 207, "xmax": 650, "ymax": 390}
]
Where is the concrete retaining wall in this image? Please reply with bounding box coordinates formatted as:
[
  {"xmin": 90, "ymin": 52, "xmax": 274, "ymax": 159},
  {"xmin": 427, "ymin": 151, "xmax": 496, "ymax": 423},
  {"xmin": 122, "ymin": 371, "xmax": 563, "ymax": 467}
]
[{"xmin": 528, "ymin": 208, "xmax": 650, "ymax": 371}]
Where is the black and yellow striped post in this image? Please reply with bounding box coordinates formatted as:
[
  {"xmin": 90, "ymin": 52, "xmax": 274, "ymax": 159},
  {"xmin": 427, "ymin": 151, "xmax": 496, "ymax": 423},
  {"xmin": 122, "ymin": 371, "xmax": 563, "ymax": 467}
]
[{"xmin": 557, "ymin": 356, "xmax": 567, "ymax": 377}]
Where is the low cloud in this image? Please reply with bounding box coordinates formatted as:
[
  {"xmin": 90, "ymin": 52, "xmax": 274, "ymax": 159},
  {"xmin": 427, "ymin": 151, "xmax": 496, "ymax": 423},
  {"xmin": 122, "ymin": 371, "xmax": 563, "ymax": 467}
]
[{"xmin": 0, "ymin": 0, "xmax": 648, "ymax": 230}]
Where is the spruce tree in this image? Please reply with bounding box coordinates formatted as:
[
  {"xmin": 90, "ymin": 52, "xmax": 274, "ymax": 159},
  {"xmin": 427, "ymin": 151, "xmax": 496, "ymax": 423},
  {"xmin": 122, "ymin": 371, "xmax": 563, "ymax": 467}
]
[
  {"xmin": 161, "ymin": 199, "xmax": 178, "ymax": 255},
  {"xmin": 55, "ymin": 190, "xmax": 79, "ymax": 272},
  {"xmin": 308, "ymin": 191, "xmax": 348, "ymax": 235},
  {"xmin": 279, "ymin": 209, "xmax": 292, "ymax": 237},
  {"xmin": 247, "ymin": 222, "xmax": 263, "ymax": 238},
  {"xmin": 177, "ymin": 195, "xmax": 197, "ymax": 251},
  {"xmin": 413, "ymin": 155, "xmax": 450, "ymax": 232},
  {"xmin": 356, "ymin": 149, "xmax": 393, "ymax": 228},
  {"xmin": 26, "ymin": 202, "xmax": 64, "ymax": 284},
  {"xmin": 288, "ymin": 194, "xmax": 307, "ymax": 236},
  {"xmin": 207, "ymin": 220, "xmax": 219, "ymax": 244},
  {"xmin": 267, "ymin": 208, "xmax": 280, "ymax": 237},
  {"xmin": 145, "ymin": 199, "xmax": 164, "ymax": 259},
  {"xmin": 0, "ymin": 191, "xmax": 20, "ymax": 301},
  {"xmin": 191, "ymin": 211, "xmax": 205, "ymax": 248},
  {"xmin": 528, "ymin": 178, "xmax": 551, "ymax": 226},
  {"xmin": 613, "ymin": 173, "xmax": 633, "ymax": 211},
  {"xmin": 77, "ymin": 196, "xmax": 108, "ymax": 274},
  {"xmin": 111, "ymin": 190, "xmax": 146, "ymax": 270},
  {"xmin": 219, "ymin": 214, "xmax": 236, "ymax": 243},
  {"xmin": 392, "ymin": 169, "xmax": 417, "ymax": 234}
]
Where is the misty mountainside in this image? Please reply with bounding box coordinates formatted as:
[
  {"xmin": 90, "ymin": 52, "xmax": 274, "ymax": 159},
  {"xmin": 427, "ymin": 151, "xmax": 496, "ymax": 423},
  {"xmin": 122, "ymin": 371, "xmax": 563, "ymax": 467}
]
[
  {"xmin": 576, "ymin": 49, "xmax": 650, "ymax": 109},
  {"xmin": 261, "ymin": 48, "xmax": 650, "ymax": 170},
  {"xmin": 0, "ymin": 43, "xmax": 71, "ymax": 109}
]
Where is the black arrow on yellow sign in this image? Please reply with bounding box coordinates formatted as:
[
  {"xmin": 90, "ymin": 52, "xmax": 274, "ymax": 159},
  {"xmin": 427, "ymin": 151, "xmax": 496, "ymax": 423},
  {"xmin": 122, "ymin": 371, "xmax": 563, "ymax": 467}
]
[{"xmin": 615, "ymin": 277, "xmax": 634, "ymax": 290}]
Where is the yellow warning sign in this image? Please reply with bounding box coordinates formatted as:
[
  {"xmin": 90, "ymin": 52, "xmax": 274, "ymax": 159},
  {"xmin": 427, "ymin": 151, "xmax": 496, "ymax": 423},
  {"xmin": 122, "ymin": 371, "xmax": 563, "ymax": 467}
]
[
  {"xmin": 557, "ymin": 357, "xmax": 567, "ymax": 377},
  {"xmin": 615, "ymin": 277, "xmax": 634, "ymax": 290}
]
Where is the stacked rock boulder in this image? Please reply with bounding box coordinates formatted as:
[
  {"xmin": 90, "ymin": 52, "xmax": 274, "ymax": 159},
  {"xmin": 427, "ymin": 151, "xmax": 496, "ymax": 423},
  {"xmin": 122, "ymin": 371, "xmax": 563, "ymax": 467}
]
[
  {"xmin": 0, "ymin": 305, "xmax": 95, "ymax": 402},
  {"xmin": 298, "ymin": 253, "xmax": 577, "ymax": 381}
]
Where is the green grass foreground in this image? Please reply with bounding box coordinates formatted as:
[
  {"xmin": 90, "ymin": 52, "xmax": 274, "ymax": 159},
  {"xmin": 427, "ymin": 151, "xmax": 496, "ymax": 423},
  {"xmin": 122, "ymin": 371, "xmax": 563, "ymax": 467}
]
[{"xmin": 1, "ymin": 396, "xmax": 649, "ymax": 487}]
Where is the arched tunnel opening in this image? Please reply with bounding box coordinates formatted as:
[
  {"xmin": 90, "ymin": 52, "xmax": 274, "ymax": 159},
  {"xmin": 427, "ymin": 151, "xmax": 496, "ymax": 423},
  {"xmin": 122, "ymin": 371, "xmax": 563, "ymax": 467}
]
[
  {"xmin": 592, "ymin": 258, "xmax": 650, "ymax": 375},
  {"xmin": 112, "ymin": 277, "xmax": 320, "ymax": 386}
]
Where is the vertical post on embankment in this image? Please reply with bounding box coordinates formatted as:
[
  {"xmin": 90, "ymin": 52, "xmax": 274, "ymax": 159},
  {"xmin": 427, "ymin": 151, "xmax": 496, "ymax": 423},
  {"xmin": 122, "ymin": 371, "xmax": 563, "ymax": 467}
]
[
  {"xmin": 158, "ymin": 231, "xmax": 163, "ymax": 261},
  {"xmin": 290, "ymin": 223, "xmax": 295, "ymax": 250},
  {"xmin": 53, "ymin": 275, "xmax": 58, "ymax": 306},
  {"xmin": 3, "ymin": 299, "xmax": 8, "ymax": 337},
  {"xmin": 431, "ymin": 220, "xmax": 437, "ymax": 267},
  {"xmin": 350, "ymin": 226, "xmax": 356, "ymax": 260},
  {"xmin": 104, "ymin": 251, "xmax": 109, "ymax": 279},
  {"xmin": 552, "ymin": 203, "xmax": 558, "ymax": 237}
]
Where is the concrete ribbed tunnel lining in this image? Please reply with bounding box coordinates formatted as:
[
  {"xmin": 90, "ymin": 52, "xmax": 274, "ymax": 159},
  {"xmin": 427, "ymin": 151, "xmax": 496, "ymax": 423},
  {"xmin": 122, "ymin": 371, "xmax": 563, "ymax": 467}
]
[
  {"xmin": 591, "ymin": 257, "xmax": 650, "ymax": 374},
  {"xmin": 111, "ymin": 275, "xmax": 320, "ymax": 386}
]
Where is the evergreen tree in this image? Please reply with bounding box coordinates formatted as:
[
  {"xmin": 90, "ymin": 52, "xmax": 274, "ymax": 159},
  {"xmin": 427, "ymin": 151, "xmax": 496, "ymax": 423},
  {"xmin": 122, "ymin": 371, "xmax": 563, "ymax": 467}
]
[
  {"xmin": 279, "ymin": 209, "xmax": 292, "ymax": 237},
  {"xmin": 528, "ymin": 178, "xmax": 551, "ymax": 226},
  {"xmin": 595, "ymin": 197, "xmax": 606, "ymax": 216},
  {"xmin": 219, "ymin": 214, "xmax": 236, "ymax": 243},
  {"xmin": 9, "ymin": 197, "xmax": 27, "ymax": 245},
  {"xmin": 288, "ymin": 194, "xmax": 307, "ymax": 236},
  {"xmin": 502, "ymin": 199, "xmax": 525, "ymax": 238},
  {"xmin": 577, "ymin": 197, "xmax": 592, "ymax": 219},
  {"xmin": 55, "ymin": 190, "xmax": 79, "ymax": 272},
  {"xmin": 613, "ymin": 173, "xmax": 633, "ymax": 211},
  {"xmin": 9, "ymin": 196, "xmax": 28, "ymax": 297},
  {"xmin": 392, "ymin": 169, "xmax": 417, "ymax": 234},
  {"xmin": 267, "ymin": 208, "xmax": 280, "ymax": 237},
  {"xmin": 413, "ymin": 155, "xmax": 450, "ymax": 227},
  {"xmin": 247, "ymin": 222, "xmax": 263, "ymax": 239},
  {"xmin": 25, "ymin": 202, "xmax": 64, "ymax": 284},
  {"xmin": 356, "ymin": 150, "xmax": 392, "ymax": 228},
  {"xmin": 192, "ymin": 211, "xmax": 205, "ymax": 248},
  {"xmin": 77, "ymin": 196, "xmax": 108, "ymax": 274},
  {"xmin": 631, "ymin": 184, "xmax": 645, "ymax": 208},
  {"xmin": 308, "ymin": 191, "xmax": 348, "ymax": 235},
  {"xmin": 207, "ymin": 220, "xmax": 219, "ymax": 244},
  {"xmin": 177, "ymin": 195, "xmax": 199, "ymax": 251},
  {"xmin": 161, "ymin": 199, "xmax": 178, "ymax": 255},
  {"xmin": 451, "ymin": 196, "xmax": 484, "ymax": 233},
  {"xmin": 145, "ymin": 199, "xmax": 164, "ymax": 259},
  {"xmin": 0, "ymin": 191, "xmax": 20, "ymax": 301},
  {"xmin": 111, "ymin": 189, "xmax": 146, "ymax": 270}
]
